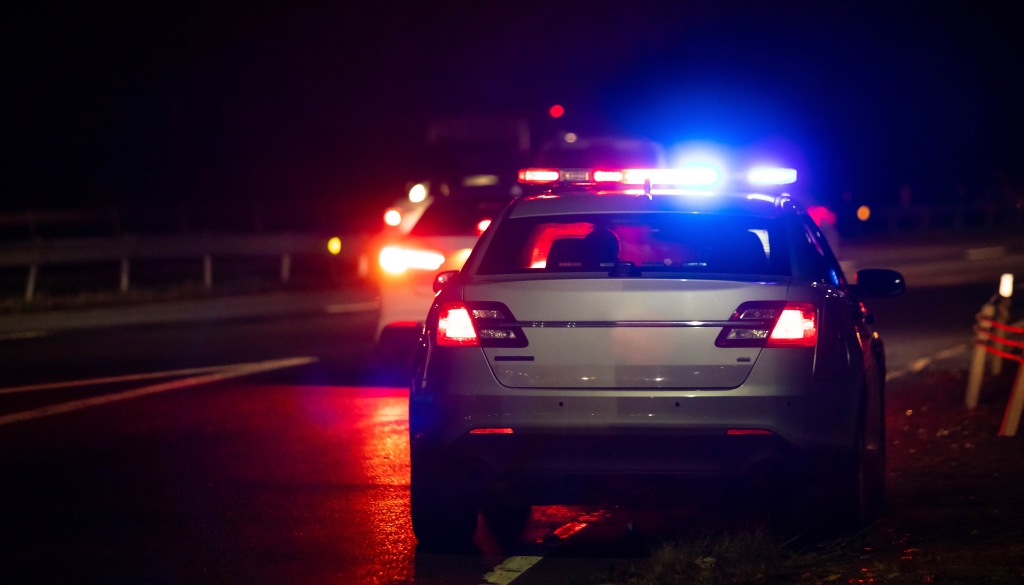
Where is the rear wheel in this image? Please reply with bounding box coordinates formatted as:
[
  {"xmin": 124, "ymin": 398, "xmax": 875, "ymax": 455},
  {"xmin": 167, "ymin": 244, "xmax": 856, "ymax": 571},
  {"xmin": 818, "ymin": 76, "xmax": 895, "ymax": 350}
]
[
  {"xmin": 410, "ymin": 483, "xmax": 479, "ymax": 552},
  {"xmin": 821, "ymin": 410, "xmax": 885, "ymax": 530},
  {"xmin": 481, "ymin": 495, "xmax": 531, "ymax": 549}
]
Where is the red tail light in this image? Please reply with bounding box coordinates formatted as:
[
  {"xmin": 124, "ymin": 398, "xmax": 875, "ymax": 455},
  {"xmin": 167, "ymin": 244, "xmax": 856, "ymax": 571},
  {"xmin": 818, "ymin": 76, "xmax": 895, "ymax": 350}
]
[
  {"xmin": 437, "ymin": 302, "xmax": 479, "ymax": 346},
  {"xmin": 716, "ymin": 301, "xmax": 817, "ymax": 348},
  {"xmin": 767, "ymin": 303, "xmax": 817, "ymax": 347},
  {"xmin": 469, "ymin": 428, "xmax": 513, "ymax": 434}
]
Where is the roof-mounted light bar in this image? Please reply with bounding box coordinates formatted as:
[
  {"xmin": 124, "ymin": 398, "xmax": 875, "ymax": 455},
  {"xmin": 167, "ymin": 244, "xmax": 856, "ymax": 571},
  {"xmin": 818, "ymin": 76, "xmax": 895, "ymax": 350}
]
[
  {"xmin": 747, "ymin": 167, "xmax": 797, "ymax": 185},
  {"xmin": 518, "ymin": 168, "xmax": 560, "ymax": 183},
  {"xmin": 518, "ymin": 167, "xmax": 722, "ymax": 186},
  {"xmin": 517, "ymin": 165, "xmax": 797, "ymax": 188}
]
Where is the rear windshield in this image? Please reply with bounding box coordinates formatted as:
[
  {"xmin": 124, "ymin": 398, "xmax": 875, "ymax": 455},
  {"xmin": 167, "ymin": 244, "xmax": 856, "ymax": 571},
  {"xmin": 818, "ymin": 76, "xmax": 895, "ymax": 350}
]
[
  {"xmin": 477, "ymin": 213, "xmax": 790, "ymax": 277},
  {"xmin": 410, "ymin": 198, "xmax": 511, "ymax": 237}
]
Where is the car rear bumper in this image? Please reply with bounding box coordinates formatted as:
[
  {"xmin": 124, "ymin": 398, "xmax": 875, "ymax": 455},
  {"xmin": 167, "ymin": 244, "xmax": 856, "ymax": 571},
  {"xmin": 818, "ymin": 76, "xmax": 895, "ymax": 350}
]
[
  {"xmin": 412, "ymin": 345, "xmax": 861, "ymax": 480},
  {"xmin": 412, "ymin": 427, "xmax": 799, "ymax": 480}
]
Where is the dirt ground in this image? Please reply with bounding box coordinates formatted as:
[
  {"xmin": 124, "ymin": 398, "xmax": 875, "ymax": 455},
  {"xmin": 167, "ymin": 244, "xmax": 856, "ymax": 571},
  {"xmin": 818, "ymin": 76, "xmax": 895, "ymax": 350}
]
[{"xmin": 610, "ymin": 366, "xmax": 1024, "ymax": 585}]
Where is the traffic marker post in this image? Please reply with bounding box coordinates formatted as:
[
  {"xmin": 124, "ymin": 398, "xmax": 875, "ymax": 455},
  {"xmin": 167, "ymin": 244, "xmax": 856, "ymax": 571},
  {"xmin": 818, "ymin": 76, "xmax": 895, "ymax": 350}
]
[
  {"xmin": 966, "ymin": 302, "xmax": 995, "ymax": 409},
  {"xmin": 965, "ymin": 273, "xmax": 1024, "ymax": 436},
  {"xmin": 991, "ymin": 274, "xmax": 1013, "ymax": 375}
]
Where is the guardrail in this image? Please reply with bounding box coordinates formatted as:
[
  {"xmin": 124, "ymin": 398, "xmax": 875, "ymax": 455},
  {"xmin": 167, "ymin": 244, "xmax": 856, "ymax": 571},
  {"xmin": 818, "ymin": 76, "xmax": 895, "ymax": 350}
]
[
  {"xmin": 965, "ymin": 274, "xmax": 1024, "ymax": 436},
  {"xmin": 0, "ymin": 233, "xmax": 365, "ymax": 301}
]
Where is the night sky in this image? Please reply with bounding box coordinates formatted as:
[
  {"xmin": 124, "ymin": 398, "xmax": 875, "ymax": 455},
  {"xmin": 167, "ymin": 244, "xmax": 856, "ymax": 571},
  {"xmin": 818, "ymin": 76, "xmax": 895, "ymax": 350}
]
[{"xmin": 4, "ymin": 1, "xmax": 1023, "ymax": 227}]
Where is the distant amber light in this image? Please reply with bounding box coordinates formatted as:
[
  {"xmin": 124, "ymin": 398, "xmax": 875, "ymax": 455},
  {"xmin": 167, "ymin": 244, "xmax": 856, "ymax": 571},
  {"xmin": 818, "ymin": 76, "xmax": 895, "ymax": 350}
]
[
  {"xmin": 857, "ymin": 205, "xmax": 871, "ymax": 221},
  {"xmin": 327, "ymin": 237, "xmax": 342, "ymax": 255}
]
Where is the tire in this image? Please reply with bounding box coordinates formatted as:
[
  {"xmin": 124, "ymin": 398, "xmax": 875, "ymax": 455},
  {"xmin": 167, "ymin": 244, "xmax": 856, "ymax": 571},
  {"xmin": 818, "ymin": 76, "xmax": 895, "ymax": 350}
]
[
  {"xmin": 410, "ymin": 483, "xmax": 479, "ymax": 552},
  {"xmin": 822, "ymin": 412, "xmax": 884, "ymax": 531},
  {"xmin": 481, "ymin": 497, "xmax": 531, "ymax": 549}
]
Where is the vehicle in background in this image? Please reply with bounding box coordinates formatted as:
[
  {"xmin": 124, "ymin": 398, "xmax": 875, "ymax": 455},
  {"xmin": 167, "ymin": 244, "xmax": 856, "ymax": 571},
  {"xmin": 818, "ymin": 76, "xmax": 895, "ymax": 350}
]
[
  {"xmin": 409, "ymin": 165, "xmax": 905, "ymax": 550},
  {"xmin": 374, "ymin": 188, "xmax": 515, "ymax": 362},
  {"xmin": 370, "ymin": 117, "xmax": 530, "ymax": 362}
]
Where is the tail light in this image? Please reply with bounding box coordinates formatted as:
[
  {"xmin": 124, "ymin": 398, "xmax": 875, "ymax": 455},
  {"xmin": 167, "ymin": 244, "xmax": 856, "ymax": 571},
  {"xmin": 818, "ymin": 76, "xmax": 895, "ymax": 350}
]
[
  {"xmin": 437, "ymin": 303, "xmax": 478, "ymax": 346},
  {"xmin": 716, "ymin": 301, "xmax": 817, "ymax": 348},
  {"xmin": 434, "ymin": 302, "xmax": 527, "ymax": 348},
  {"xmin": 379, "ymin": 246, "xmax": 445, "ymax": 274},
  {"xmin": 768, "ymin": 305, "xmax": 817, "ymax": 346}
]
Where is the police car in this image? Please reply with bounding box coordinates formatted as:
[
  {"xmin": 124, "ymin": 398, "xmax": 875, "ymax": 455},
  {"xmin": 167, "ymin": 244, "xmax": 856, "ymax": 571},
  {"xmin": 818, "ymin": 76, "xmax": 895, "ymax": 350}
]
[{"xmin": 409, "ymin": 165, "xmax": 905, "ymax": 548}]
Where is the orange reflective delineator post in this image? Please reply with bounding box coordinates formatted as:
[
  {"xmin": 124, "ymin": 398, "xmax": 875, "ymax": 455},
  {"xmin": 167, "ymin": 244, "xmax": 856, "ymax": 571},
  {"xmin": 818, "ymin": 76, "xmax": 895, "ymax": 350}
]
[
  {"xmin": 964, "ymin": 274, "xmax": 1024, "ymax": 436},
  {"xmin": 999, "ymin": 365, "xmax": 1024, "ymax": 437},
  {"xmin": 966, "ymin": 302, "xmax": 995, "ymax": 409},
  {"xmin": 991, "ymin": 275, "xmax": 1014, "ymax": 375}
]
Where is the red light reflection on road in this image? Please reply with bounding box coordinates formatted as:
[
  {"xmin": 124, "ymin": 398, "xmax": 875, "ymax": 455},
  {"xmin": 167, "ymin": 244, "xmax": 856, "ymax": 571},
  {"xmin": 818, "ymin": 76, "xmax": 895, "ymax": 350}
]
[{"xmin": 295, "ymin": 386, "xmax": 415, "ymax": 583}]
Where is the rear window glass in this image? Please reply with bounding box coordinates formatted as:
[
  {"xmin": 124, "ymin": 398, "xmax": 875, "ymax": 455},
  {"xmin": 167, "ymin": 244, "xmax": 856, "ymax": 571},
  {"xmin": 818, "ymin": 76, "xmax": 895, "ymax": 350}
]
[
  {"xmin": 477, "ymin": 213, "xmax": 790, "ymax": 277},
  {"xmin": 410, "ymin": 198, "xmax": 510, "ymax": 237}
]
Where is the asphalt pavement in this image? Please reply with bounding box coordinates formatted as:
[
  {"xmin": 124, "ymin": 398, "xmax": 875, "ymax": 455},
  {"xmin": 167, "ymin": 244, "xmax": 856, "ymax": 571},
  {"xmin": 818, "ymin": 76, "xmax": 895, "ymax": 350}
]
[{"xmin": 0, "ymin": 281, "xmax": 1012, "ymax": 584}]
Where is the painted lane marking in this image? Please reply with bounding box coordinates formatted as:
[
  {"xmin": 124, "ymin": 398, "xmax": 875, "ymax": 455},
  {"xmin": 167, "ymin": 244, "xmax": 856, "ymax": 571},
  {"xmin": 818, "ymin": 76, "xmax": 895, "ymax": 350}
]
[
  {"xmin": 325, "ymin": 300, "xmax": 378, "ymax": 314},
  {"xmin": 483, "ymin": 555, "xmax": 544, "ymax": 585},
  {"xmin": 0, "ymin": 357, "xmax": 316, "ymax": 427},
  {"xmin": 886, "ymin": 369, "xmax": 907, "ymax": 382},
  {"xmin": 965, "ymin": 246, "xmax": 1006, "ymax": 261},
  {"xmin": 934, "ymin": 344, "xmax": 968, "ymax": 360},
  {"xmin": 908, "ymin": 357, "xmax": 932, "ymax": 373},
  {"xmin": 0, "ymin": 362, "xmax": 263, "ymax": 395},
  {"xmin": 481, "ymin": 510, "xmax": 612, "ymax": 584},
  {"xmin": 0, "ymin": 331, "xmax": 47, "ymax": 341}
]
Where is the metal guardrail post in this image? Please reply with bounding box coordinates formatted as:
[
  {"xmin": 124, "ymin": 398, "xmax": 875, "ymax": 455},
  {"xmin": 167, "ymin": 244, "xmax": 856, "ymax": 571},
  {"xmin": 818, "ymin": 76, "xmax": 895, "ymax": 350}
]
[
  {"xmin": 966, "ymin": 302, "xmax": 996, "ymax": 409},
  {"xmin": 203, "ymin": 255, "xmax": 213, "ymax": 290},
  {"xmin": 280, "ymin": 253, "xmax": 291, "ymax": 283},
  {"xmin": 25, "ymin": 264, "xmax": 38, "ymax": 302},
  {"xmin": 120, "ymin": 258, "xmax": 130, "ymax": 293}
]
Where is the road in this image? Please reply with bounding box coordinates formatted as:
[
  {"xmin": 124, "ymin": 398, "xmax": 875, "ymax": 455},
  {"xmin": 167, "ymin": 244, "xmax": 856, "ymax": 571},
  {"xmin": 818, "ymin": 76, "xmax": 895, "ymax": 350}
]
[{"xmin": 0, "ymin": 281, "xmax": 1009, "ymax": 584}]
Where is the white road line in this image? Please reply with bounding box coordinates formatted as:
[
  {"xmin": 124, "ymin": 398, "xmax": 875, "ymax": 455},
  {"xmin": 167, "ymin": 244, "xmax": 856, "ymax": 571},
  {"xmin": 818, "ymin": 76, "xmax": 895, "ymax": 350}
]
[
  {"xmin": 0, "ymin": 356, "xmax": 317, "ymax": 427},
  {"xmin": 483, "ymin": 555, "xmax": 545, "ymax": 585},
  {"xmin": 934, "ymin": 344, "xmax": 968, "ymax": 360},
  {"xmin": 0, "ymin": 331, "xmax": 47, "ymax": 341},
  {"xmin": 886, "ymin": 369, "xmax": 907, "ymax": 382},
  {"xmin": 0, "ymin": 362, "xmax": 260, "ymax": 395},
  {"xmin": 908, "ymin": 357, "xmax": 932, "ymax": 372},
  {"xmin": 324, "ymin": 300, "xmax": 378, "ymax": 314}
]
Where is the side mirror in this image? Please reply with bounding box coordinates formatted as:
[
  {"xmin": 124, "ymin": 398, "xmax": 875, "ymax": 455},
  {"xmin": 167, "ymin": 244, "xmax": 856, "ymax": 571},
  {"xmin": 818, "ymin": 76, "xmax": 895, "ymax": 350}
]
[
  {"xmin": 432, "ymin": 270, "xmax": 459, "ymax": 293},
  {"xmin": 855, "ymin": 269, "xmax": 905, "ymax": 297}
]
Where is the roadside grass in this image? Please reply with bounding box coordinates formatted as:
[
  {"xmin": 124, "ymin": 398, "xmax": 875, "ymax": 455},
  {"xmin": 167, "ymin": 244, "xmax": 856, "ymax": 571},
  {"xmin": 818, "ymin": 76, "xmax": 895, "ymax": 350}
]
[{"xmin": 609, "ymin": 367, "xmax": 1024, "ymax": 585}]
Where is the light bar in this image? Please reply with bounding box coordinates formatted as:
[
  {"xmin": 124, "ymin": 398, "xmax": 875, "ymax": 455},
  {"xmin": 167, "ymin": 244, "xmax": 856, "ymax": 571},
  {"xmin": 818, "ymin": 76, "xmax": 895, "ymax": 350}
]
[
  {"xmin": 592, "ymin": 170, "xmax": 623, "ymax": 182},
  {"xmin": 623, "ymin": 167, "xmax": 719, "ymax": 186},
  {"xmin": 519, "ymin": 168, "xmax": 560, "ymax": 183},
  {"xmin": 747, "ymin": 167, "xmax": 797, "ymax": 185},
  {"xmin": 516, "ymin": 165, "xmax": 796, "ymax": 188}
]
